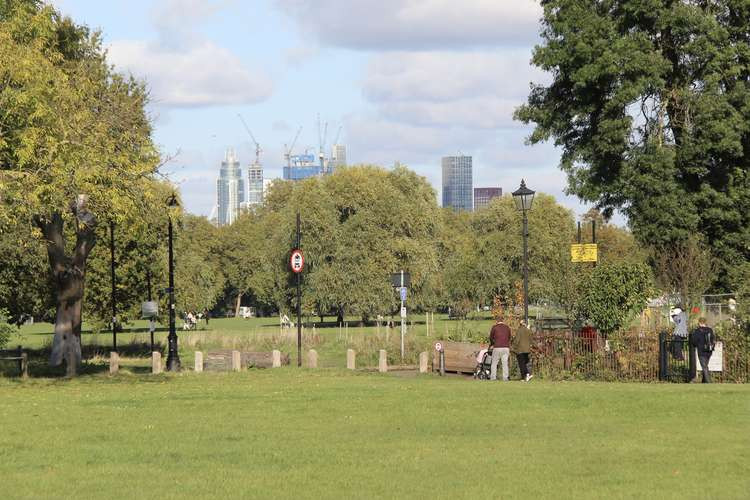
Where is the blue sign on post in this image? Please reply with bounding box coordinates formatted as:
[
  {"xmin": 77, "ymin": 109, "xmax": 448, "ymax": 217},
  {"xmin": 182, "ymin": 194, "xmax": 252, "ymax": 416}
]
[{"xmin": 400, "ymin": 287, "xmax": 407, "ymax": 302}]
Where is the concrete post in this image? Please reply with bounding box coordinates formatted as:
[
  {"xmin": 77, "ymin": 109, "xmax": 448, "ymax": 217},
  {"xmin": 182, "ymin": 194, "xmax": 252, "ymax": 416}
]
[
  {"xmin": 346, "ymin": 349, "xmax": 356, "ymax": 370},
  {"xmin": 378, "ymin": 349, "xmax": 388, "ymax": 373},
  {"xmin": 194, "ymin": 351, "xmax": 203, "ymax": 372},
  {"xmin": 109, "ymin": 351, "xmax": 119, "ymax": 374},
  {"xmin": 231, "ymin": 350, "xmax": 241, "ymax": 371},
  {"xmin": 307, "ymin": 349, "xmax": 318, "ymax": 368},
  {"xmin": 152, "ymin": 351, "xmax": 162, "ymax": 374},
  {"xmin": 419, "ymin": 351, "xmax": 428, "ymax": 373},
  {"xmin": 272, "ymin": 349, "xmax": 281, "ymax": 368}
]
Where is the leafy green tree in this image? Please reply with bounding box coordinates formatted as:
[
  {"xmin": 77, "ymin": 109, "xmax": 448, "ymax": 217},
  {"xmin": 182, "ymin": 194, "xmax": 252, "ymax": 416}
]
[
  {"xmin": 515, "ymin": 0, "xmax": 750, "ymax": 287},
  {"xmin": 0, "ymin": 2, "xmax": 160, "ymax": 373},
  {"xmin": 580, "ymin": 263, "xmax": 653, "ymax": 336}
]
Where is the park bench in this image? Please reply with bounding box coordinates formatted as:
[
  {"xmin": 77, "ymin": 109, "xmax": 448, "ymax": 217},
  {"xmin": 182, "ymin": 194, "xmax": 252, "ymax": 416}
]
[{"xmin": 0, "ymin": 345, "xmax": 29, "ymax": 378}]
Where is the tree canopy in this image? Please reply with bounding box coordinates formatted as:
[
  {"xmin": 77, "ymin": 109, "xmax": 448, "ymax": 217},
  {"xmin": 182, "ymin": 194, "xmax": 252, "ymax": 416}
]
[{"xmin": 515, "ymin": 0, "xmax": 750, "ymax": 286}]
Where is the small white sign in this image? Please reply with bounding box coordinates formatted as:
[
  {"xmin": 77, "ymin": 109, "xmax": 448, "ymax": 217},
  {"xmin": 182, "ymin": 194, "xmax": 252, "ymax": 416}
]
[
  {"xmin": 435, "ymin": 342, "xmax": 443, "ymax": 352},
  {"xmin": 400, "ymin": 306, "xmax": 407, "ymax": 318},
  {"xmin": 696, "ymin": 342, "xmax": 723, "ymax": 372}
]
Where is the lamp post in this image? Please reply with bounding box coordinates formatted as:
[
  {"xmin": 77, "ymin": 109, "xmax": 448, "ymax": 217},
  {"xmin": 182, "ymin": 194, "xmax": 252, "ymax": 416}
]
[
  {"xmin": 512, "ymin": 179, "xmax": 535, "ymax": 324},
  {"xmin": 166, "ymin": 193, "xmax": 181, "ymax": 371}
]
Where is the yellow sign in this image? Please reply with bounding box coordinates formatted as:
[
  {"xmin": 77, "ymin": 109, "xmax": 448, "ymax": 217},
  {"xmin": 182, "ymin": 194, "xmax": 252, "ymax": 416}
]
[{"xmin": 571, "ymin": 243, "xmax": 598, "ymax": 263}]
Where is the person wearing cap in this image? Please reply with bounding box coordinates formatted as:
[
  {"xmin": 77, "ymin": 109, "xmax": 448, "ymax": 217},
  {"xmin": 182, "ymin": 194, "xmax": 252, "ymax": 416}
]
[{"xmin": 670, "ymin": 307, "xmax": 688, "ymax": 360}]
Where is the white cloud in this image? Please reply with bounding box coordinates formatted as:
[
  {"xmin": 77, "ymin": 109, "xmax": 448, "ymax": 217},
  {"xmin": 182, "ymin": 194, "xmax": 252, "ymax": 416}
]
[
  {"xmin": 108, "ymin": 40, "xmax": 273, "ymax": 107},
  {"xmin": 275, "ymin": 0, "xmax": 542, "ymax": 50}
]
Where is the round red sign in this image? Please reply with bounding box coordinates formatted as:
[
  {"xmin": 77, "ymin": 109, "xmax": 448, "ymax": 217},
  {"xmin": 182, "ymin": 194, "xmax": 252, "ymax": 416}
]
[{"xmin": 290, "ymin": 249, "xmax": 304, "ymax": 273}]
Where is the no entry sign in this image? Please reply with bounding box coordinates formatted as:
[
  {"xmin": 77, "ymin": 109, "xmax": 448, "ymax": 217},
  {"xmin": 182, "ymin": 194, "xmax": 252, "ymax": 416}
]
[{"xmin": 290, "ymin": 249, "xmax": 304, "ymax": 273}]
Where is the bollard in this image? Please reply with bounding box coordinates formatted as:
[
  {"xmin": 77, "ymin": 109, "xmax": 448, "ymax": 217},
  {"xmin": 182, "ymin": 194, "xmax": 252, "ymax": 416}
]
[
  {"xmin": 346, "ymin": 349, "xmax": 356, "ymax": 370},
  {"xmin": 109, "ymin": 352, "xmax": 119, "ymax": 375},
  {"xmin": 378, "ymin": 349, "xmax": 388, "ymax": 373},
  {"xmin": 272, "ymin": 350, "xmax": 281, "ymax": 368},
  {"xmin": 308, "ymin": 349, "xmax": 318, "ymax": 369},
  {"xmin": 419, "ymin": 352, "xmax": 428, "ymax": 373},
  {"xmin": 439, "ymin": 349, "xmax": 446, "ymax": 376},
  {"xmin": 152, "ymin": 351, "xmax": 162, "ymax": 374},
  {"xmin": 194, "ymin": 351, "xmax": 203, "ymax": 373},
  {"xmin": 231, "ymin": 350, "xmax": 241, "ymax": 371},
  {"xmin": 20, "ymin": 352, "xmax": 28, "ymax": 379}
]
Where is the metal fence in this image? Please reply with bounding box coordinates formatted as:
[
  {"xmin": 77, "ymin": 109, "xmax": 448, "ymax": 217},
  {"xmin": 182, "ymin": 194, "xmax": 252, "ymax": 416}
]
[{"xmin": 529, "ymin": 331, "xmax": 749, "ymax": 383}]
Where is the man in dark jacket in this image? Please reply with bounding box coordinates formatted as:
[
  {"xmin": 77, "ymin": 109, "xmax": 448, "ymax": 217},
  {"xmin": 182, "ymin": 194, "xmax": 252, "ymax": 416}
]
[
  {"xmin": 690, "ymin": 317, "xmax": 715, "ymax": 383},
  {"xmin": 512, "ymin": 320, "xmax": 533, "ymax": 382},
  {"xmin": 489, "ymin": 317, "xmax": 511, "ymax": 381}
]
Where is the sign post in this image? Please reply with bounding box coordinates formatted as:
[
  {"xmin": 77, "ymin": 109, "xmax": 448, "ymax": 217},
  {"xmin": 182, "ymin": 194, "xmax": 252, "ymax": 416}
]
[
  {"xmin": 400, "ymin": 270, "xmax": 406, "ymax": 361},
  {"xmin": 290, "ymin": 212, "xmax": 304, "ymax": 367}
]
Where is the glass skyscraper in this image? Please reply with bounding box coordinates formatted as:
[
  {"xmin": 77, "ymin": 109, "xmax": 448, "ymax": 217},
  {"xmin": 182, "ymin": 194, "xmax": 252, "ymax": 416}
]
[
  {"xmin": 474, "ymin": 187, "xmax": 503, "ymax": 210},
  {"xmin": 216, "ymin": 149, "xmax": 244, "ymax": 226},
  {"xmin": 442, "ymin": 155, "xmax": 473, "ymax": 211}
]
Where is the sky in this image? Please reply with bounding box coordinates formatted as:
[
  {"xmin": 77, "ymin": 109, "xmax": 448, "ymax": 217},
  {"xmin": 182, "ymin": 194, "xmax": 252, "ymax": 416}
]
[{"xmin": 50, "ymin": 0, "xmax": 601, "ymax": 222}]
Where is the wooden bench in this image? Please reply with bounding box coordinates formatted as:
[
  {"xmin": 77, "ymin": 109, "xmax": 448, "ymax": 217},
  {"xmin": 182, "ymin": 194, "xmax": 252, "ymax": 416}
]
[{"xmin": 0, "ymin": 345, "xmax": 28, "ymax": 378}]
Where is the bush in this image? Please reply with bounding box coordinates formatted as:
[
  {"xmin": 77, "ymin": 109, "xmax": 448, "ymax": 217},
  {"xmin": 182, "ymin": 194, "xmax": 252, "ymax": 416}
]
[{"xmin": 0, "ymin": 309, "xmax": 13, "ymax": 349}]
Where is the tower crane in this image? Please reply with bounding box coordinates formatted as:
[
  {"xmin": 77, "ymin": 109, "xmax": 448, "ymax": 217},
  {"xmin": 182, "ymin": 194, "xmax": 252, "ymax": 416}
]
[
  {"xmin": 284, "ymin": 126, "xmax": 303, "ymax": 168},
  {"xmin": 332, "ymin": 125, "xmax": 343, "ymax": 146},
  {"xmin": 237, "ymin": 114, "xmax": 262, "ymax": 165},
  {"xmin": 317, "ymin": 114, "xmax": 329, "ymax": 166}
]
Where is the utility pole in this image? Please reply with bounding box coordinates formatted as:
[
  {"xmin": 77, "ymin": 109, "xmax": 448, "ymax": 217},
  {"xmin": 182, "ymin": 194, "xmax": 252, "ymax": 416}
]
[
  {"xmin": 296, "ymin": 212, "xmax": 302, "ymax": 367},
  {"xmin": 110, "ymin": 221, "xmax": 117, "ymax": 351},
  {"xmin": 400, "ymin": 270, "xmax": 406, "ymax": 361}
]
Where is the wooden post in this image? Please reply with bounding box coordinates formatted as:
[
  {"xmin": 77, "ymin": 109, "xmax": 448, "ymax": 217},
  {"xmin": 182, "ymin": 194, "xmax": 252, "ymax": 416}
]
[
  {"xmin": 272, "ymin": 350, "xmax": 281, "ymax": 368},
  {"xmin": 231, "ymin": 350, "xmax": 241, "ymax": 371},
  {"xmin": 307, "ymin": 349, "xmax": 318, "ymax": 368},
  {"xmin": 194, "ymin": 351, "xmax": 203, "ymax": 372},
  {"xmin": 152, "ymin": 351, "xmax": 162, "ymax": 374},
  {"xmin": 419, "ymin": 351, "xmax": 428, "ymax": 373},
  {"xmin": 20, "ymin": 352, "xmax": 28, "ymax": 379},
  {"xmin": 378, "ymin": 349, "xmax": 388, "ymax": 373},
  {"xmin": 109, "ymin": 351, "xmax": 119, "ymax": 374},
  {"xmin": 346, "ymin": 349, "xmax": 356, "ymax": 370}
]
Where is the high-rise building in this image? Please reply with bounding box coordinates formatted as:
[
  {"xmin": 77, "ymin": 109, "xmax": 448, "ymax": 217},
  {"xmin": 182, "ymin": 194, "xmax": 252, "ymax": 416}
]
[
  {"xmin": 283, "ymin": 154, "xmax": 326, "ymax": 180},
  {"xmin": 474, "ymin": 187, "xmax": 503, "ymax": 210},
  {"xmin": 331, "ymin": 144, "xmax": 346, "ymax": 169},
  {"xmin": 246, "ymin": 162, "xmax": 263, "ymax": 205},
  {"xmin": 442, "ymin": 155, "xmax": 473, "ymax": 211},
  {"xmin": 216, "ymin": 149, "xmax": 243, "ymax": 226}
]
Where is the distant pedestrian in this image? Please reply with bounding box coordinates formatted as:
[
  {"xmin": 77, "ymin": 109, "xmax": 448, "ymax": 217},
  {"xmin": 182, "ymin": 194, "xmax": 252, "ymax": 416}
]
[
  {"xmin": 670, "ymin": 307, "xmax": 688, "ymax": 360},
  {"xmin": 488, "ymin": 317, "xmax": 511, "ymax": 381},
  {"xmin": 204, "ymin": 308, "xmax": 210, "ymax": 325},
  {"xmin": 512, "ymin": 320, "xmax": 533, "ymax": 382},
  {"xmin": 690, "ymin": 317, "xmax": 716, "ymax": 383}
]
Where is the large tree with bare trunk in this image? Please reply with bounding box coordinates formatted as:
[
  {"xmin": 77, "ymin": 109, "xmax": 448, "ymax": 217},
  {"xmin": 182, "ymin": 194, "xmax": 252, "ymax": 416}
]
[{"xmin": 1, "ymin": 1, "xmax": 161, "ymax": 375}]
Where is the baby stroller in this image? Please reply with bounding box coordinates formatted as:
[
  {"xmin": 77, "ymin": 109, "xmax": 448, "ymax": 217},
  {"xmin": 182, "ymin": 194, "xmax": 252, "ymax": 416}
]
[{"xmin": 474, "ymin": 350, "xmax": 492, "ymax": 380}]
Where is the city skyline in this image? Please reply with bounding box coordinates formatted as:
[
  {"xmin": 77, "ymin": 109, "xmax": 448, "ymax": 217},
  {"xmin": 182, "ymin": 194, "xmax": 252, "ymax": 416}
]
[{"xmin": 50, "ymin": 0, "xmax": 605, "ymax": 222}]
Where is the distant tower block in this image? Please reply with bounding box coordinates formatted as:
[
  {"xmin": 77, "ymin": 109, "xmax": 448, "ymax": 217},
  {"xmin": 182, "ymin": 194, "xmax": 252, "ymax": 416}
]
[
  {"xmin": 474, "ymin": 187, "xmax": 503, "ymax": 211},
  {"xmin": 442, "ymin": 155, "xmax": 473, "ymax": 212},
  {"xmin": 216, "ymin": 149, "xmax": 243, "ymax": 226},
  {"xmin": 332, "ymin": 144, "xmax": 346, "ymax": 169}
]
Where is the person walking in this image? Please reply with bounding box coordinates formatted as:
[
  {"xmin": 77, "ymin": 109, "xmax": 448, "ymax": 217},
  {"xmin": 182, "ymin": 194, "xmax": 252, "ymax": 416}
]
[
  {"xmin": 512, "ymin": 320, "xmax": 533, "ymax": 382},
  {"xmin": 488, "ymin": 317, "xmax": 511, "ymax": 381},
  {"xmin": 690, "ymin": 317, "xmax": 716, "ymax": 383}
]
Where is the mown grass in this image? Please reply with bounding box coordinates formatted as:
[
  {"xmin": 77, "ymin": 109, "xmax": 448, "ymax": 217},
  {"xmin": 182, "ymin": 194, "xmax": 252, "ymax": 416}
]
[{"xmin": 1, "ymin": 370, "xmax": 748, "ymax": 499}]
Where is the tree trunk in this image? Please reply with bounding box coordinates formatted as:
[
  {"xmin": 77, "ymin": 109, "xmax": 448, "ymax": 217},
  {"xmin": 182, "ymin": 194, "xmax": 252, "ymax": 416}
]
[
  {"xmin": 36, "ymin": 199, "xmax": 97, "ymax": 376},
  {"xmin": 234, "ymin": 292, "xmax": 243, "ymax": 317}
]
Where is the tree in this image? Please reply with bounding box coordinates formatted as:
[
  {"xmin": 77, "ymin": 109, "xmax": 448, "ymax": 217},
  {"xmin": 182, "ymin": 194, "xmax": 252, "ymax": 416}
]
[
  {"xmin": 515, "ymin": 0, "xmax": 750, "ymax": 287},
  {"xmin": 0, "ymin": 3, "xmax": 160, "ymax": 374},
  {"xmin": 580, "ymin": 263, "xmax": 653, "ymax": 336},
  {"xmin": 653, "ymin": 234, "xmax": 715, "ymax": 312}
]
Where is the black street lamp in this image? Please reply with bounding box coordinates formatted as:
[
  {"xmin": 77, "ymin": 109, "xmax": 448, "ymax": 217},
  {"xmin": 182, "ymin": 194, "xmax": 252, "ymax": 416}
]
[
  {"xmin": 512, "ymin": 179, "xmax": 535, "ymax": 324},
  {"xmin": 166, "ymin": 193, "xmax": 181, "ymax": 371}
]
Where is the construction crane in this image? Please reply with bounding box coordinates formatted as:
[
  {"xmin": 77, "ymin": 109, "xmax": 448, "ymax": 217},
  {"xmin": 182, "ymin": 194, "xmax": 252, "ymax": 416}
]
[
  {"xmin": 237, "ymin": 114, "xmax": 261, "ymax": 165},
  {"xmin": 317, "ymin": 114, "xmax": 328, "ymax": 170},
  {"xmin": 284, "ymin": 126, "xmax": 303, "ymax": 168},
  {"xmin": 332, "ymin": 125, "xmax": 343, "ymax": 146}
]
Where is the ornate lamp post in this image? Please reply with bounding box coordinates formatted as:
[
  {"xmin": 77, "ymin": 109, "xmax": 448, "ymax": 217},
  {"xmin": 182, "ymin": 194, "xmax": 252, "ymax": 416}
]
[
  {"xmin": 166, "ymin": 193, "xmax": 181, "ymax": 371},
  {"xmin": 512, "ymin": 179, "xmax": 535, "ymax": 324}
]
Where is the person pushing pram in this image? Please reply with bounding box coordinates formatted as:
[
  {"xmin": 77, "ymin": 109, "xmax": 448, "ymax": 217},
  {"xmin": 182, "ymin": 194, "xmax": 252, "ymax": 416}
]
[{"xmin": 474, "ymin": 343, "xmax": 492, "ymax": 379}]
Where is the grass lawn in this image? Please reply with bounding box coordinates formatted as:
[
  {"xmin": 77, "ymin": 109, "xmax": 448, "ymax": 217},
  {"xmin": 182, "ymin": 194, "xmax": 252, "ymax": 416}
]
[{"xmin": 1, "ymin": 370, "xmax": 748, "ymax": 499}]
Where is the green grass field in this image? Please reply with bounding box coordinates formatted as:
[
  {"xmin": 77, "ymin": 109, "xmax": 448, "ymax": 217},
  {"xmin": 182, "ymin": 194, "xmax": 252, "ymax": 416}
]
[{"xmin": 1, "ymin": 370, "xmax": 748, "ymax": 499}]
